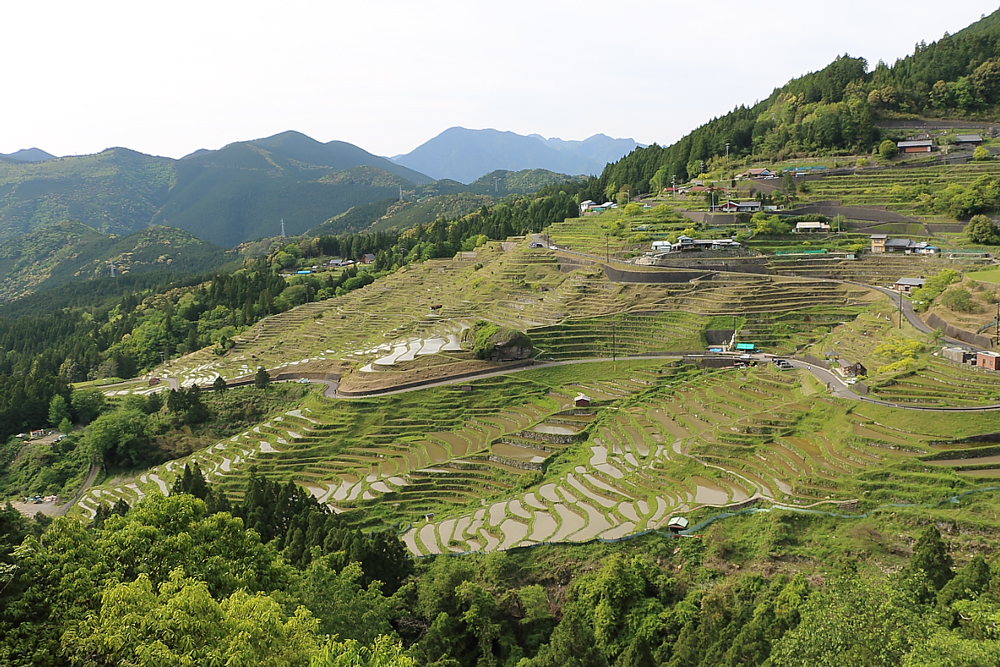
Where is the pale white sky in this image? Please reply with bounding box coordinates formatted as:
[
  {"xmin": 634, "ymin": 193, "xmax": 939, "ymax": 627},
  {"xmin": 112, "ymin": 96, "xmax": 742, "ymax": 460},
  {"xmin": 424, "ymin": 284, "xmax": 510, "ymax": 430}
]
[{"xmin": 1, "ymin": 1, "xmax": 995, "ymax": 159}]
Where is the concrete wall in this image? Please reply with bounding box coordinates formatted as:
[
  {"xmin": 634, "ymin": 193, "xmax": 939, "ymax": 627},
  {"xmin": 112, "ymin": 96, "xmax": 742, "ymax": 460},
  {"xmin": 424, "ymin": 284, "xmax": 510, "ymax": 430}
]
[{"xmin": 925, "ymin": 313, "xmax": 994, "ymax": 349}]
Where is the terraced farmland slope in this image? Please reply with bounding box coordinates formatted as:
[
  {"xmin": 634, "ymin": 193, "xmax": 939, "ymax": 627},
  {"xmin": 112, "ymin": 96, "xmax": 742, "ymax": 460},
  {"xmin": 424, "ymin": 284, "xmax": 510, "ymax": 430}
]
[
  {"xmin": 76, "ymin": 356, "xmax": 1000, "ymax": 556},
  {"xmin": 145, "ymin": 240, "xmax": 875, "ymax": 389}
]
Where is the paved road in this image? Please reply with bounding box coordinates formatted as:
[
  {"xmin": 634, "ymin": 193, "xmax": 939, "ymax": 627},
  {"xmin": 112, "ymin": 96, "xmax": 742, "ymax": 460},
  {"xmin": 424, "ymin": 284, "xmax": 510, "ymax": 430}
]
[{"xmin": 787, "ymin": 357, "xmax": 1000, "ymax": 412}]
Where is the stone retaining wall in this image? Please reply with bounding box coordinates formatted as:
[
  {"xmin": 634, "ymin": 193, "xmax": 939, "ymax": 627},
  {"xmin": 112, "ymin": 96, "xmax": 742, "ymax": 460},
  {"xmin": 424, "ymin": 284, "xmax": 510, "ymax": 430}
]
[{"xmin": 925, "ymin": 313, "xmax": 994, "ymax": 349}]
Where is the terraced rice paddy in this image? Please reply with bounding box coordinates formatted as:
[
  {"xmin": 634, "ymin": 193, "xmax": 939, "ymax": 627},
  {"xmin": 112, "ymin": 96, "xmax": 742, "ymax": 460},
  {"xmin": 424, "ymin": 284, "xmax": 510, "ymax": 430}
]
[{"xmin": 803, "ymin": 162, "xmax": 1000, "ymax": 218}]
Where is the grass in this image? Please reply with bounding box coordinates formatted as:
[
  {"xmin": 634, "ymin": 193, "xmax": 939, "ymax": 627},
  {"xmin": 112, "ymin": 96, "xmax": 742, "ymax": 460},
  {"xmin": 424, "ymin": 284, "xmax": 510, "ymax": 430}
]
[{"xmin": 965, "ymin": 268, "xmax": 1000, "ymax": 284}]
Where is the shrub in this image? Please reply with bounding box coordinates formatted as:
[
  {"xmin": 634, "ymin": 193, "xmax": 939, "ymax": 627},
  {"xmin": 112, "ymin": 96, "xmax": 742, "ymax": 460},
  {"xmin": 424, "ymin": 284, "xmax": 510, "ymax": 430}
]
[
  {"xmin": 966, "ymin": 214, "xmax": 999, "ymax": 245},
  {"xmin": 878, "ymin": 139, "xmax": 898, "ymax": 160},
  {"xmin": 940, "ymin": 288, "xmax": 979, "ymax": 313}
]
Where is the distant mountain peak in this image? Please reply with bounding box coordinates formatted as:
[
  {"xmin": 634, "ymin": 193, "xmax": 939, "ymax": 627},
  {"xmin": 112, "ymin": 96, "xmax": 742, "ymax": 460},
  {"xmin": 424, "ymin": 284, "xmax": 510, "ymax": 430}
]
[
  {"xmin": 392, "ymin": 127, "xmax": 643, "ymax": 183},
  {"xmin": 1, "ymin": 148, "xmax": 57, "ymax": 163}
]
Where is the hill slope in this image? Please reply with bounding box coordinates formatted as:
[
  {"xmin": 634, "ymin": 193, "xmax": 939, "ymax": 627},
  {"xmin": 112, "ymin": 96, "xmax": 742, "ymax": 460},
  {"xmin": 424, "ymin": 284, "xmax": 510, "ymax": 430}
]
[
  {"xmin": 0, "ymin": 221, "xmax": 228, "ymax": 301},
  {"xmin": 601, "ymin": 7, "xmax": 1000, "ymax": 193}
]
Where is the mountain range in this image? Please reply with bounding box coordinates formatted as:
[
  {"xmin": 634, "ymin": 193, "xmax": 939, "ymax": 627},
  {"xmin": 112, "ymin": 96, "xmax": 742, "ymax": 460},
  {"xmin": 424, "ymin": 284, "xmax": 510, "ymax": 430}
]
[
  {"xmin": 391, "ymin": 127, "xmax": 642, "ymax": 183},
  {"xmin": 0, "ymin": 130, "xmax": 608, "ymax": 249}
]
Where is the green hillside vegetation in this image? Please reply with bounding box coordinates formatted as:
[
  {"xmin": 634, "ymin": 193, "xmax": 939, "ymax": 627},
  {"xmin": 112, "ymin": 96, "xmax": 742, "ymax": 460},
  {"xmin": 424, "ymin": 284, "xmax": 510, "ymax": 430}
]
[
  {"xmin": 0, "ymin": 148, "xmax": 174, "ymax": 237},
  {"xmin": 469, "ymin": 168, "xmax": 581, "ymax": 194},
  {"xmin": 366, "ymin": 193, "xmax": 495, "ymax": 233},
  {"xmin": 0, "ymin": 221, "xmax": 230, "ymax": 301},
  {"xmin": 600, "ymin": 7, "xmax": 1000, "ymax": 194}
]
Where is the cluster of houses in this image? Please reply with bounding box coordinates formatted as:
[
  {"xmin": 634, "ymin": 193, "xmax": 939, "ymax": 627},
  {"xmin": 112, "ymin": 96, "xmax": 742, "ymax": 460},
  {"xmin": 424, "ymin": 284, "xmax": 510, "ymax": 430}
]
[
  {"xmin": 650, "ymin": 235, "xmax": 741, "ymax": 253},
  {"xmin": 870, "ymin": 235, "xmax": 939, "ymax": 255},
  {"xmin": 943, "ymin": 347, "xmax": 1000, "ymax": 371},
  {"xmin": 737, "ymin": 168, "xmax": 777, "ymax": 180},
  {"xmin": 579, "ymin": 200, "xmax": 617, "ymax": 214}
]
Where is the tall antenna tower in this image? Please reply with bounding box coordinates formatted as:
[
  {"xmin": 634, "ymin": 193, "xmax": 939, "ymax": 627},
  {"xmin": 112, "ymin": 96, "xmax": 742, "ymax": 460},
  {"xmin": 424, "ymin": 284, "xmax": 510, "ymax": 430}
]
[
  {"xmin": 399, "ymin": 185, "xmax": 403, "ymax": 202},
  {"xmin": 280, "ymin": 218, "xmax": 286, "ymax": 237},
  {"xmin": 110, "ymin": 262, "xmax": 115, "ymax": 278}
]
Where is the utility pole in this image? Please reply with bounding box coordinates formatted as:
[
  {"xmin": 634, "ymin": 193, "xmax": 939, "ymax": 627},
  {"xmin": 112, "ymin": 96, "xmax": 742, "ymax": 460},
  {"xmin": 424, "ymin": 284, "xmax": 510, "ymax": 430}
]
[
  {"xmin": 612, "ymin": 322, "xmax": 616, "ymax": 362},
  {"xmin": 605, "ymin": 233, "xmax": 610, "ymax": 263},
  {"xmin": 671, "ymin": 174, "xmax": 676, "ymax": 199},
  {"xmin": 898, "ymin": 289, "xmax": 903, "ymax": 329}
]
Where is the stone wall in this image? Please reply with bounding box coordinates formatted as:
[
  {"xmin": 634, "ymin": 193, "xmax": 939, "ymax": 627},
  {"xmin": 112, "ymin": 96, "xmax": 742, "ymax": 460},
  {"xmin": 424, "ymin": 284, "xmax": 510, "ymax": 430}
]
[{"xmin": 925, "ymin": 313, "xmax": 994, "ymax": 349}]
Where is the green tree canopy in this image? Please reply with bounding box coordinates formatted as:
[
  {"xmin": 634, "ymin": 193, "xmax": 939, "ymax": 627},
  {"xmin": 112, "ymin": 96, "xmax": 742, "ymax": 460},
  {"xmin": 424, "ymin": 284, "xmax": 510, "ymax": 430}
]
[
  {"xmin": 879, "ymin": 139, "xmax": 898, "ymax": 159},
  {"xmin": 966, "ymin": 214, "xmax": 999, "ymax": 244}
]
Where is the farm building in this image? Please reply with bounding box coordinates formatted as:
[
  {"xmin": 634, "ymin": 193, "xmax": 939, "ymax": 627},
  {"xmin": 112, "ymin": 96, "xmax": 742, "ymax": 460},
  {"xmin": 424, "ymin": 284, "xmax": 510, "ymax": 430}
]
[
  {"xmin": 574, "ymin": 393, "xmax": 591, "ymax": 407},
  {"xmin": 897, "ymin": 140, "xmax": 934, "ymax": 153},
  {"xmin": 667, "ymin": 516, "xmax": 689, "ymax": 534},
  {"xmin": 795, "ymin": 221, "xmax": 831, "ymax": 233},
  {"xmin": 361, "ymin": 253, "xmax": 376, "ymax": 265},
  {"xmin": 893, "ymin": 277, "xmax": 926, "ymax": 293},
  {"xmin": 978, "ymin": 351, "xmax": 1000, "ymax": 371},
  {"xmin": 955, "ymin": 134, "xmax": 984, "ymax": 147},
  {"xmin": 942, "ymin": 347, "xmax": 977, "ymax": 364}
]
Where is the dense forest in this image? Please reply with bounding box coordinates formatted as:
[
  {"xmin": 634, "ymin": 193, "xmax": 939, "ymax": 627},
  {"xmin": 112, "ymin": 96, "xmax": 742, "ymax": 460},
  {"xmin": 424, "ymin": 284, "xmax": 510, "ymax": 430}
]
[
  {"xmin": 2, "ymin": 467, "xmax": 998, "ymax": 666},
  {"xmin": 600, "ymin": 8, "xmax": 1000, "ymax": 193}
]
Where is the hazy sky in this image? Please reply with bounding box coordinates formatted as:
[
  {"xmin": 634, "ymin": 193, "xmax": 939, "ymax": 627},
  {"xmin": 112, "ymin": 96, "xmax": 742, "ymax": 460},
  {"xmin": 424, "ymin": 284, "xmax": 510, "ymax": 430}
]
[{"xmin": 2, "ymin": 1, "xmax": 996, "ymax": 159}]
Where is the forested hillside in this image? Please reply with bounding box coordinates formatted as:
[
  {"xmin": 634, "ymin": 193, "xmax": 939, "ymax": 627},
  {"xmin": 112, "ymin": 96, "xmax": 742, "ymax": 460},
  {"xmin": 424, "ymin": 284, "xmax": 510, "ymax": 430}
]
[
  {"xmin": 0, "ymin": 221, "xmax": 230, "ymax": 301},
  {"xmin": 0, "ymin": 132, "xmax": 435, "ymax": 248},
  {"xmin": 601, "ymin": 8, "xmax": 1000, "ymax": 193}
]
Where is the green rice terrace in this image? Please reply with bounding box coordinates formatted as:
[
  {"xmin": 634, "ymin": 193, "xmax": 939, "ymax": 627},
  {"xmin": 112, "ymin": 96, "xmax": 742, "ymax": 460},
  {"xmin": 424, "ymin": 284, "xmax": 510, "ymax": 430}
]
[
  {"xmin": 75, "ymin": 357, "xmax": 1000, "ymax": 556},
  {"xmin": 72, "ymin": 234, "xmax": 1000, "ymax": 556},
  {"xmin": 800, "ymin": 161, "xmax": 1000, "ymax": 220}
]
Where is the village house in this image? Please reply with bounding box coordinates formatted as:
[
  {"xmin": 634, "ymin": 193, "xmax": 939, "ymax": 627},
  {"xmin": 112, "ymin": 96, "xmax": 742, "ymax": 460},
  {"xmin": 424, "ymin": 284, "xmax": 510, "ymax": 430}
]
[
  {"xmin": 978, "ymin": 351, "xmax": 1000, "ymax": 371},
  {"xmin": 837, "ymin": 359, "xmax": 867, "ymax": 377},
  {"xmin": 361, "ymin": 253, "xmax": 376, "ymax": 265},
  {"xmin": 713, "ymin": 201, "xmax": 762, "ymax": 213},
  {"xmin": 574, "ymin": 393, "xmax": 591, "ymax": 407},
  {"xmin": 871, "ymin": 235, "xmax": 931, "ymax": 254},
  {"xmin": 893, "ymin": 277, "xmax": 926, "ymax": 293}
]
